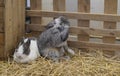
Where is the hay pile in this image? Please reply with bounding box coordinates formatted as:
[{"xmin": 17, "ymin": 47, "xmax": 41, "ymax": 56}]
[{"xmin": 0, "ymin": 49, "xmax": 120, "ymax": 76}]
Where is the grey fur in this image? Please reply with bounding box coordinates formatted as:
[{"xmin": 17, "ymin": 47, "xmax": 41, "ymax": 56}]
[
  {"xmin": 38, "ymin": 16, "xmax": 69, "ymax": 51},
  {"xmin": 37, "ymin": 16, "xmax": 75, "ymax": 60},
  {"xmin": 38, "ymin": 17, "xmax": 70, "ymax": 48}
]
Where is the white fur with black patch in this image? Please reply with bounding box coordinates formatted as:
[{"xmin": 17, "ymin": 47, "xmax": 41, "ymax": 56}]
[{"xmin": 13, "ymin": 39, "xmax": 40, "ymax": 63}]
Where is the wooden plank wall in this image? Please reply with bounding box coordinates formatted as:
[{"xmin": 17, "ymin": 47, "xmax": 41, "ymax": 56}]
[
  {"xmin": 26, "ymin": 0, "xmax": 120, "ymax": 52},
  {"xmin": 4, "ymin": 0, "xmax": 25, "ymax": 58}
]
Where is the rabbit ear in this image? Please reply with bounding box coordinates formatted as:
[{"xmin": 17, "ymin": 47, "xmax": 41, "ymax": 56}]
[
  {"xmin": 22, "ymin": 36, "xmax": 26, "ymax": 40},
  {"xmin": 45, "ymin": 22, "xmax": 54, "ymax": 29},
  {"xmin": 18, "ymin": 37, "xmax": 26, "ymax": 46},
  {"xmin": 23, "ymin": 39, "xmax": 31, "ymax": 55},
  {"xmin": 53, "ymin": 16, "xmax": 58, "ymax": 19},
  {"xmin": 26, "ymin": 38, "xmax": 31, "ymax": 46},
  {"xmin": 53, "ymin": 15, "xmax": 66, "ymax": 19}
]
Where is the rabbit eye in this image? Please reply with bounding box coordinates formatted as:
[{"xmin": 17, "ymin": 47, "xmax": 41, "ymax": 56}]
[
  {"xmin": 15, "ymin": 49, "xmax": 18, "ymax": 52},
  {"xmin": 53, "ymin": 21, "xmax": 56, "ymax": 25},
  {"xmin": 60, "ymin": 23, "xmax": 62, "ymax": 25}
]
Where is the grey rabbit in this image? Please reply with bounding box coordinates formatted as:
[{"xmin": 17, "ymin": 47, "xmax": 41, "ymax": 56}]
[{"xmin": 37, "ymin": 16, "xmax": 75, "ymax": 60}]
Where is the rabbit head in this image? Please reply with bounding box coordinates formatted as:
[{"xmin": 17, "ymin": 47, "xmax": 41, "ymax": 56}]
[
  {"xmin": 13, "ymin": 37, "xmax": 40, "ymax": 63},
  {"xmin": 46, "ymin": 16, "xmax": 70, "ymax": 29}
]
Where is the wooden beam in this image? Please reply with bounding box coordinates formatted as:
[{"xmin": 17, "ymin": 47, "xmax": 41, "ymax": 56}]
[
  {"xmin": 26, "ymin": 10, "xmax": 120, "ymax": 22},
  {"xmin": 68, "ymin": 41, "xmax": 120, "ymax": 51},
  {"xmin": 70, "ymin": 27, "xmax": 120, "ymax": 37},
  {"xmin": 26, "ymin": 24, "xmax": 120, "ymax": 37}
]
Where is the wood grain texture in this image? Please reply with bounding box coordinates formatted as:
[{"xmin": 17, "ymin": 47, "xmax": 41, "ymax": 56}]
[
  {"xmin": 26, "ymin": 10, "xmax": 120, "ymax": 22},
  {"xmin": 0, "ymin": 0, "xmax": 4, "ymax": 3},
  {"xmin": 0, "ymin": 45, "xmax": 4, "ymax": 59},
  {"xmin": 0, "ymin": 0, "xmax": 4, "ymax": 7},
  {"xmin": 103, "ymin": 0, "xmax": 118, "ymax": 56},
  {"xmin": 68, "ymin": 40, "xmax": 120, "ymax": 51},
  {"xmin": 78, "ymin": 0, "xmax": 90, "ymax": 41},
  {"xmin": 53, "ymin": 0, "xmax": 65, "ymax": 11},
  {"xmin": 29, "ymin": 0, "xmax": 42, "ymax": 34},
  {"xmin": 103, "ymin": 0, "xmax": 117, "ymax": 43},
  {"xmin": 0, "ymin": 7, "xmax": 3, "ymax": 19},
  {"xmin": 0, "ymin": 33, "xmax": 4, "ymax": 45},
  {"xmin": 0, "ymin": 19, "xmax": 4, "ymax": 32},
  {"xmin": 30, "ymin": 0, "xmax": 42, "ymax": 23},
  {"xmin": 0, "ymin": 33, "xmax": 4, "ymax": 59},
  {"xmin": 4, "ymin": 0, "xmax": 25, "ymax": 58},
  {"xmin": 0, "ymin": 7, "xmax": 4, "ymax": 32}
]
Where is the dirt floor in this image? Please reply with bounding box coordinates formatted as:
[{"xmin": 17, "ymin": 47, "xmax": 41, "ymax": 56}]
[{"xmin": 0, "ymin": 49, "xmax": 120, "ymax": 76}]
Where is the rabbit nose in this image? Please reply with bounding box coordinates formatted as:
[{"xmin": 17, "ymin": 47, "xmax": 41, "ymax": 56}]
[
  {"xmin": 17, "ymin": 56, "xmax": 23, "ymax": 59},
  {"xmin": 59, "ymin": 16, "xmax": 68, "ymax": 23}
]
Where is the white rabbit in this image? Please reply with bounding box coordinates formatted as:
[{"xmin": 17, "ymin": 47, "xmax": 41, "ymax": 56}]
[
  {"xmin": 13, "ymin": 37, "xmax": 70, "ymax": 63},
  {"xmin": 13, "ymin": 37, "xmax": 40, "ymax": 63}
]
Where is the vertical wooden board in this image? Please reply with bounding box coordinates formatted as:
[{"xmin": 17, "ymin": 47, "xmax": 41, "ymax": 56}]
[
  {"xmin": 0, "ymin": 0, "xmax": 4, "ymax": 7},
  {"xmin": 77, "ymin": 0, "xmax": 90, "ymax": 52},
  {"xmin": 17, "ymin": 0, "xmax": 25, "ymax": 41},
  {"xmin": 53, "ymin": 0, "xmax": 65, "ymax": 11},
  {"xmin": 0, "ymin": 20, "xmax": 4, "ymax": 32},
  {"xmin": 78, "ymin": 0, "xmax": 90, "ymax": 41},
  {"xmin": 103, "ymin": 0, "xmax": 117, "ymax": 56},
  {"xmin": 0, "ymin": 22, "xmax": 4, "ymax": 33},
  {"xmin": 0, "ymin": 7, "xmax": 4, "ymax": 33},
  {"xmin": 0, "ymin": 46, "xmax": 4, "ymax": 59},
  {"xmin": 30, "ymin": 0, "xmax": 42, "ymax": 24},
  {"xmin": 29, "ymin": 0, "xmax": 42, "ymax": 34},
  {"xmin": 0, "ymin": 0, "xmax": 4, "ymax": 3},
  {"xmin": 0, "ymin": 33, "xmax": 4, "ymax": 59},
  {"xmin": 4, "ymin": 0, "xmax": 14, "ymax": 57},
  {"xmin": 0, "ymin": 7, "xmax": 3, "ymax": 19},
  {"xmin": 4, "ymin": 0, "xmax": 25, "ymax": 58},
  {"xmin": 0, "ymin": 33, "xmax": 4, "ymax": 45}
]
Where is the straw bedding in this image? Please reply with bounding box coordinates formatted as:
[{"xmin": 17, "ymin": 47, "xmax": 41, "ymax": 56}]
[{"xmin": 0, "ymin": 49, "xmax": 120, "ymax": 76}]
